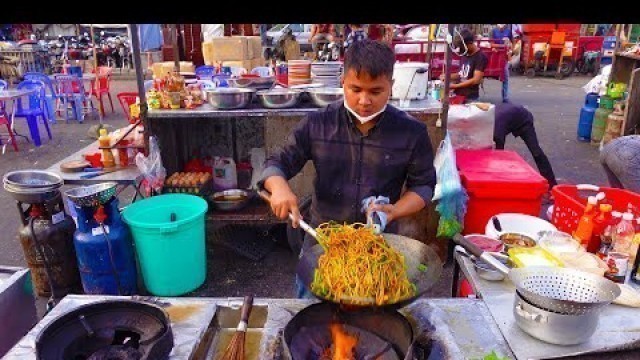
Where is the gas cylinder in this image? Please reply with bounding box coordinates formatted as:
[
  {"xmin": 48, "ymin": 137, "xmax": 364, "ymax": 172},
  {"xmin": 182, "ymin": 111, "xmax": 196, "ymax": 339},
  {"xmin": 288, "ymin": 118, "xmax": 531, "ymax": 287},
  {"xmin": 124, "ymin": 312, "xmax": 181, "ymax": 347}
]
[
  {"xmin": 72, "ymin": 197, "xmax": 138, "ymax": 295},
  {"xmin": 17, "ymin": 194, "xmax": 81, "ymax": 297},
  {"xmin": 591, "ymin": 97, "xmax": 614, "ymax": 146},
  {"xmin": 577, "ymin": 92, "xmax": 599, "ymax": 141},
  {"xmin": 602, "ymin": 101, "xmax": 626, "ymax": 145}
]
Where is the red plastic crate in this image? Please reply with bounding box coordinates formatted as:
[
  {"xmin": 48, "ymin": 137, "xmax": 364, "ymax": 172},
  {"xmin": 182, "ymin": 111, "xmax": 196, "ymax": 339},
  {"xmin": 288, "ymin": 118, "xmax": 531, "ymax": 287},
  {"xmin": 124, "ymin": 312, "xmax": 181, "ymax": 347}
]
[
  {"xmin": 551, "ymin": 184, "xmax": 640, "ymax": 234},
  {"xmin": 456, "ymin": 150, "xmax": 549, "ymax": 235}
]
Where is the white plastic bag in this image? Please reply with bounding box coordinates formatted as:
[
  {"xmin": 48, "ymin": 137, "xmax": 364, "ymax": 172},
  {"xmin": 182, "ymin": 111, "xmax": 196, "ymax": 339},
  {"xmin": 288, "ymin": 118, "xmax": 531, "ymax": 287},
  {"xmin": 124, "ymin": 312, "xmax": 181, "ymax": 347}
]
[
  {"xmin": 135, "ymin": 136, "xmax": 166, "ymax": 197},
  {"xmin": 583, "ymin": 74, "xmax": 603, "ymax": 94},
  {"xmin": 447, "ymin": 103, "xmax": 495, "ymax": 150}
]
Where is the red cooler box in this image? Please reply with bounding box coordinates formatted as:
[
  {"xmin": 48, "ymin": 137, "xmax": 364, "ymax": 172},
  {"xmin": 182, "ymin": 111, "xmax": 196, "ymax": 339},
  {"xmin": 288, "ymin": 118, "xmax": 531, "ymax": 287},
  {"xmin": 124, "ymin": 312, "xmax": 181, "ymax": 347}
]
[{"xmin": 456, "ymin": 149, "xmax": 549, "ymax": 235}]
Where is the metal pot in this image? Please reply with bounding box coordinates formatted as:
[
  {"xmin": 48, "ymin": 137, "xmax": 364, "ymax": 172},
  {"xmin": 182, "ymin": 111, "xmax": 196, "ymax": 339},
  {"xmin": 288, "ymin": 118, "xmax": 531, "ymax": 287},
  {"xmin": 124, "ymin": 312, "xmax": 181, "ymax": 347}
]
[
  {"xmin": 209, "ymin": 189, "xmax": 252, "ymax": 211},
  {"xmin": 256, "ymin": 89, "xmax": 301, "ymax": 109},
  {"xmin": 4, "ymin": 170, "xmax": 63, "ymax": 189},
  {"xmin": 513, "ymin": 290, "xmax": 600, "ymax": 345},
  {"xmin": 205, "ymin": 88, "xmax": 255, "ymax": 109},
  {"xmin": 306, "ymin": 87, "xmax": 344, "ymax": 107}
]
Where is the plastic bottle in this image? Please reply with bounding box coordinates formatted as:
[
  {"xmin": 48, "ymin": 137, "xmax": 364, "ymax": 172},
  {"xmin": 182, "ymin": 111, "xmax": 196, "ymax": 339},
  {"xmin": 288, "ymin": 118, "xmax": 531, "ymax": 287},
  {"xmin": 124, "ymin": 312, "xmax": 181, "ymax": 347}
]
[
  {"xmin": 589, "ymin": 203, "xmax": 613, "ymax": 253},
  {"xmin": 573, "ymin": 196, "xmax": 598, "ymax": 248},
  {"xmin": 598, "ymin": 211, "xmax": 622, "ymax": 260},
  {"xmin": 98, "ymin": 128, "xmax": 115, "ymax": 168},
  {"xmin": 213, "ymin": 156, "xmax": 237, "ymax": 191},
  {"xmin": 612, "ymin": 212, "xmax": 636, "ymax": 260}
]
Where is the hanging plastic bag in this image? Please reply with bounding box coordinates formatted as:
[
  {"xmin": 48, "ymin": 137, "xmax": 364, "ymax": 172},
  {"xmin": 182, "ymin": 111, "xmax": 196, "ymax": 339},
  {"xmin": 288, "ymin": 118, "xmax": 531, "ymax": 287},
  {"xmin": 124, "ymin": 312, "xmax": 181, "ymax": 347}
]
[
  {"xmin": 135, "ymin": 136, "xmax": 166, "ymax": 197},
  {"xmin": 447, "ymin": 103, "xmax": 495, "ymax": 150},
  {"xmin": 432, "ymin": 132, "xmax": 468, "ymax": 237}
]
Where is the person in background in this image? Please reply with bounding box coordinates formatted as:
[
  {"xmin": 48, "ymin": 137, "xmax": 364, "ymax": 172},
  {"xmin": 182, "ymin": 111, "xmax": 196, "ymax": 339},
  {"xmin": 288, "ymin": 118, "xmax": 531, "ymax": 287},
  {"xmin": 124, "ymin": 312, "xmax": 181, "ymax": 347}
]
[
  {"xmin": 600, "ymin": 135, "xmax": 640, "ymax": 193},
  {"xmin": 344, "ymin": 24, "xmax": 367, "ymax": 49},
  {"xmin": 367, "ymin": 24, "xmax": 395, "ymax": 44},
  {"xmin": 310, "ymin": 24, "xmax": 336, "ymax": 52},
  {"xmin": 259, "ymin": 39, "xmax": 436, "ymax": 298},
  {"xmin": 490, "ymin": 24, "xmax": 513, "ymax": 103},
  {"xmin": 441, "ymin": 28, "xmax": 487, "ymax": 103},
  {"xmin": 493, "ymin": 102, "xmax": 558, "ymax": 190}
]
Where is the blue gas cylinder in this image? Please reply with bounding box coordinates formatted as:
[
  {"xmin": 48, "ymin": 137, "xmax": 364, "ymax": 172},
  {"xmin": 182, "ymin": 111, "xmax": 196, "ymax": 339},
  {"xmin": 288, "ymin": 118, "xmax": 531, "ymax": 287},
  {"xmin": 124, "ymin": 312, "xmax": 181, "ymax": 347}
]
[
  {"xmin": 72, "ymin": 198, "xmax": 138, "ymax": 295},
  {"xmin": 577, "ymin": 92, "xmax": 600, "ymax": 141}
]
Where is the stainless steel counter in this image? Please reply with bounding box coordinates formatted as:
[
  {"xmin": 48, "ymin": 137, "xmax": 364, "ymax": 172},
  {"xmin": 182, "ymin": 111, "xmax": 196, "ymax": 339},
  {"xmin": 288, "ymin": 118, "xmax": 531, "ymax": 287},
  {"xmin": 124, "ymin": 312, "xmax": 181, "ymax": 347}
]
[
  {"xmin": 147, "ymin": 97, "xmax": 443, "ymax": 118},
  {"xmin": 454, "ymin": 248, "xmax": 640, "ymax": 360},
  {"xmin": 5, "ymin": 295, "xmax": 512, "ymax": 360}
]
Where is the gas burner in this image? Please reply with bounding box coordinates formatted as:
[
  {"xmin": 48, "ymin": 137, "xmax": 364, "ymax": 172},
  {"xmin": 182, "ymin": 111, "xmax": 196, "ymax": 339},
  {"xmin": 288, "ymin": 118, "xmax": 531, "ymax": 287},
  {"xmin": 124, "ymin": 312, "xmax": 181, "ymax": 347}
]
[
  {"xmin": 35, "ymin": 300, "xmax": 173, "ymax": 360},
  {"xmin": 284, "ymin": 302, "xmax": 415, "ymax": 360}
]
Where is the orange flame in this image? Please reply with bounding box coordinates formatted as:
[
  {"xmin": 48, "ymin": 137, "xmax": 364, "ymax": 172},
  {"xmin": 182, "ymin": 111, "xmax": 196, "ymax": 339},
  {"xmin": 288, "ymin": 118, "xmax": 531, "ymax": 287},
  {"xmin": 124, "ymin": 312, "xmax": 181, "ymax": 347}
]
[{"xmin": 329, "ymin": 323, "xmax": 357, "ymax": 360}]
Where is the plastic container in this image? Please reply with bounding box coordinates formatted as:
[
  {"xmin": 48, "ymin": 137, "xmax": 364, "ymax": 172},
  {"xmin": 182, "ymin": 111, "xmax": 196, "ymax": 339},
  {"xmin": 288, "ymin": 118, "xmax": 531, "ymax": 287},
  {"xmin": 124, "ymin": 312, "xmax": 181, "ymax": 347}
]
[
  {"xmin": 508, "ymin": 246, "xmax": 565, "ymax": 268},
  {"xmin": 613, "ymin": 212, "xmax": 637, "ymax": 260},
  {"xmin": 485, "ymin": 213, "xmax": 557, "ymax": 241},
  {"xmin": 538, "ymin": 231, "xmax": 583, "ymax": 254},
  {"xmin": 577, "ymin": 93, "xmax": 599, "ymax": 141},
  {"xmin": 122, "ymin": 194, "xmax": 208, "ymax": 296},
  {"xmin": 456, "ymin": 150, "xmax": 549, "ymax": 235},
  {"xmin": 213, "ymin": 156, "xmax": 237, "ymax": 191}
]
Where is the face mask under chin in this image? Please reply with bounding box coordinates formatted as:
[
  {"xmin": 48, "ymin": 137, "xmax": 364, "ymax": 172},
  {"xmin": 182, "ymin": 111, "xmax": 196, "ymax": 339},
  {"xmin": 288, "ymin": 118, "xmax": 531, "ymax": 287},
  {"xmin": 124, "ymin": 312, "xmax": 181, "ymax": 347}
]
[{"xmin": 343, "ymin": 99, "xmax": 387, "ymax": 124}]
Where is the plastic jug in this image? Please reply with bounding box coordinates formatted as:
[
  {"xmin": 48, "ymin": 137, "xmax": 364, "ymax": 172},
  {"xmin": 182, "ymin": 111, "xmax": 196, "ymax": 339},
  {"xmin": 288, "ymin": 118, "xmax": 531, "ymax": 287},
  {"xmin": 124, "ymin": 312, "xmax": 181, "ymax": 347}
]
[
  {"xmin": 577, "ymin": 93, "xmax": 600, "ymax": 141},
  {"xmin": 213, "ymin": 156, "xmax": 237, "ymax": 190},
  {"xmin": 249, "ymin": 148, "xmax": 266, "ymax": 189}
]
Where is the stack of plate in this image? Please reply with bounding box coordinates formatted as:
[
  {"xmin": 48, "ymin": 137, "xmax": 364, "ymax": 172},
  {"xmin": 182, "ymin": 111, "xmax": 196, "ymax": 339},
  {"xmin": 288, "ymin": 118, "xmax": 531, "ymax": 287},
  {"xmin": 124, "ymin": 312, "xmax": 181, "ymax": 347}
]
[
  {"xmin": 311, "ymin": 61, "xmax": 343, "ymax": 88},
  {"xmin": 288, "ymin": 60, "xmax": 312, "ymax": 86}
]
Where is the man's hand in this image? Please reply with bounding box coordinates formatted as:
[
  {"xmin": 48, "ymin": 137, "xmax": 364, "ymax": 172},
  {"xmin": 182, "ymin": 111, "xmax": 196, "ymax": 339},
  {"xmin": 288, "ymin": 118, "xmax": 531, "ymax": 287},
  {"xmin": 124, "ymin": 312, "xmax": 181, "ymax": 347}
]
[
  {"xmin": 369, "ymin": 202, "xmax": 397, "ymax": 224},
  {"xmin": 264, "ymin": 176, "xmax": 302, "ymax": 227}
]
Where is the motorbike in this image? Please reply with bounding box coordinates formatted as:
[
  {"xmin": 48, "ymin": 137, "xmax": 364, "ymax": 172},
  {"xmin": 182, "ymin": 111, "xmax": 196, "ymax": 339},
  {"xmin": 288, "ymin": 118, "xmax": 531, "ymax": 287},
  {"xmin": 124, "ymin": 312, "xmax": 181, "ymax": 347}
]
[
  {"xmin": 576, "ymin": 50, "xmax": 601, "ymax": 76},
  {"xmin": 317, "ymin": 40, "xmax": 343, "ymax": 62}
]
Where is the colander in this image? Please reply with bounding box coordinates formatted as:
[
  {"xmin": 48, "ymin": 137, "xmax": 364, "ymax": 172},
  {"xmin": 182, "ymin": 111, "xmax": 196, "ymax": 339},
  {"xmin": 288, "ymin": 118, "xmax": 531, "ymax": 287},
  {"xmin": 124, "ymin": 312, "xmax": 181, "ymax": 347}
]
[
  {"xmin": 453, "ymin": 234, "xmax": 621, "ymax": 315},
  {"xmin": 65, "ymin": 182, "xmax": 118, "ymax": 208},
  {"xmin": 509, "ymin": 266, "xmax": 620, "ymax": 315}
]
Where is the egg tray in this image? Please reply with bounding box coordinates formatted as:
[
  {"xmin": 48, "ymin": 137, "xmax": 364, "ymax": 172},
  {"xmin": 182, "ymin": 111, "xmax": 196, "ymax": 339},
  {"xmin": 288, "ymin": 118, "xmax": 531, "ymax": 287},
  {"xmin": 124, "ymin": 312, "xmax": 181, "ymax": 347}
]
[{"xmin": 162, "ymin": 177, "xmax": 214, "ymax": 197}]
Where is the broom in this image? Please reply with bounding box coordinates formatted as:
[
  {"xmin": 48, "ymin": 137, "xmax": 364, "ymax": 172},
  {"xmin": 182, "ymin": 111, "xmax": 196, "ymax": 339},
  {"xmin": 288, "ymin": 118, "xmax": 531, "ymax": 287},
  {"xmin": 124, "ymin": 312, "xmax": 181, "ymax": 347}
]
[{"xmin": 220, "ymin": 295, "xmax": 254, "ymax": 360}]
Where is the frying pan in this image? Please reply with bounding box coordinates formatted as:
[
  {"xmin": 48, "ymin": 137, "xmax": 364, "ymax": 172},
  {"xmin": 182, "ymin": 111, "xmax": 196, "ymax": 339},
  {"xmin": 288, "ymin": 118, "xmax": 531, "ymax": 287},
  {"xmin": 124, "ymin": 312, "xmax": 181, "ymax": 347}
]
[{"xmin": 258, "ymin": 190, "xmax": 443, "ymax": 309}]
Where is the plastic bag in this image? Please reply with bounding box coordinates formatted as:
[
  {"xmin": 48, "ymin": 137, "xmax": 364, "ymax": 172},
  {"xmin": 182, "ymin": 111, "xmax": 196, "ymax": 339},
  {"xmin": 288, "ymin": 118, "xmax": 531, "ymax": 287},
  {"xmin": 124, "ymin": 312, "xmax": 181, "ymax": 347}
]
[
  {"xmin": 432, "ymin": 132, "xmax": 468, "ymax": 237},
  {"xmin": 447, "ymin": 103, "xmax": 495, "ymax": 150},
  {"xmin": 135, "ymin": 136, "xmax": 166, "ymax": 197}
]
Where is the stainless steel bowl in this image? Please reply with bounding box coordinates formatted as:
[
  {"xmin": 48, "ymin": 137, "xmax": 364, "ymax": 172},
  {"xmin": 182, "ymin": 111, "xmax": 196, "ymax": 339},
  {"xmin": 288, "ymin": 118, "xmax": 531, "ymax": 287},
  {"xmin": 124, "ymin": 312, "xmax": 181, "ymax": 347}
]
[
  {"xmin": 256, "ymin": 89, "xmax": 302, "ymax": 109},
  {"xmin": 3, "ymin": 182, "xmax": 61, "ymax": 203},
  {"xmin": 306, "ymin": 87, "xmax": 344, "ymax": 107},
  {"xmin": 471, "ymin": 253, "xmax": 512, "ymax": 281},
  {"xmin": 227, "ymin": 76, "xmax": 276, "ymax": 90},
  {"xmin": 4, "ymin": 170, "xmax": 63, "ymax": 189},
  {"xmin": 65, "ymin": 182, "xmax": 118, "ymax": 207},
  {"xmin": 206, "ymin": 88, "xmax": 255, "ymax": 109},
  {"xmin": 209, "ymin": 189, "xmax": 252, "ymax": 211}
]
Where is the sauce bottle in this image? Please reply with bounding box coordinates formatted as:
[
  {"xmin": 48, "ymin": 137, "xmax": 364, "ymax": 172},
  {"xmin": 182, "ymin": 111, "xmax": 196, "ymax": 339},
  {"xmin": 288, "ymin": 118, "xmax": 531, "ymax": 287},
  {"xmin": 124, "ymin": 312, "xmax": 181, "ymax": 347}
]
[
  {"xmin": 589, "ymin": 203, "xmax": 612, "ymax": 253},
  {"xmin": 98, "ymin": 128, "xmax": 115, "ymax": 168},
  {"xmin": 597, "ymin": 211, "xmax": 622, "ymax": 260},
  {"xmin": 573, "ymin": 196, "xmax": 598, "ymax": 249}
]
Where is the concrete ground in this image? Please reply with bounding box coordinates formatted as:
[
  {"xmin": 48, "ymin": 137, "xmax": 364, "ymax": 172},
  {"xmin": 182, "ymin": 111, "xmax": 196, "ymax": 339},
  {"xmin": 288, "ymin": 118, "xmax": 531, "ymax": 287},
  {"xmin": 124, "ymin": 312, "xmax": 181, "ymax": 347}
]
[{"xmin": 3, "ymin": 73, "xmax": 631, "ymax": 358}]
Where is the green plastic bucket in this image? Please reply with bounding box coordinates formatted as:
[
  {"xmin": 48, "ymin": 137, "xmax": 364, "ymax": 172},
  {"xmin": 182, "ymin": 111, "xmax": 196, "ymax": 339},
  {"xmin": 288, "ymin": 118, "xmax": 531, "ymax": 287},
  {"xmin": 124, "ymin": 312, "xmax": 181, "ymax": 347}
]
[{"xmin": 122, "ymin": 194, "xmax": 208, "ymax": 296}]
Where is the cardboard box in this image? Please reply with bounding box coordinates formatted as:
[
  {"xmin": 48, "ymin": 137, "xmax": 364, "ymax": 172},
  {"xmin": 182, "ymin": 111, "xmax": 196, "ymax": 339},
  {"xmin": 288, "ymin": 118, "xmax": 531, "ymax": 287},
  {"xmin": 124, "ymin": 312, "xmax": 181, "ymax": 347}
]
[
  {"xmin": 210, "ymin": 37, "xmax": 250, "ymax": 61},
  {"xmin": 151, "ymin": 61, "xmax": 195, "ymax": 79},
  {"xmin": 252, "ymin": 57, "xmax": 266, "ymax": 69}
]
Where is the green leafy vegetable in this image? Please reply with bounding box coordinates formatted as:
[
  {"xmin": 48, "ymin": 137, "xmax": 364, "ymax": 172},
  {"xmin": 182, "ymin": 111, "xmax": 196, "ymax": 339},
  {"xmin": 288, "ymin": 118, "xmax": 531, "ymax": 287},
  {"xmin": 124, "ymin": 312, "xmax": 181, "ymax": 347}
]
[
  {"xmin": 418, "ymin": 263, "xmax": 428, "ymax": 272},
  {"xmin": 479, "ymin": 350, "xmax": 509, "ymax": 360}
]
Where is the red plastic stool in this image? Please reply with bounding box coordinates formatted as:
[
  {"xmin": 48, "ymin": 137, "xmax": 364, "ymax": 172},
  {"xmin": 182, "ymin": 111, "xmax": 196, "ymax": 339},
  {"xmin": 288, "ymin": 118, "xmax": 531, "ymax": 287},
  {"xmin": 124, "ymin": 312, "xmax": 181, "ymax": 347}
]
[{"xmin": 0, "ymin": 112, "xmax": 18, "ymax": 152}]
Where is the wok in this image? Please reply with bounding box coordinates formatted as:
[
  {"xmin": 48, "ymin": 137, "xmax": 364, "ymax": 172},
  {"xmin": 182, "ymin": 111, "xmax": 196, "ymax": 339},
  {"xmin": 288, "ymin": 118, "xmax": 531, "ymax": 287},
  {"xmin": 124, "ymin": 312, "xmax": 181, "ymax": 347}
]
[{"xmin": 257, "ymin": 190, "xmax": 443, "ymax": 309}]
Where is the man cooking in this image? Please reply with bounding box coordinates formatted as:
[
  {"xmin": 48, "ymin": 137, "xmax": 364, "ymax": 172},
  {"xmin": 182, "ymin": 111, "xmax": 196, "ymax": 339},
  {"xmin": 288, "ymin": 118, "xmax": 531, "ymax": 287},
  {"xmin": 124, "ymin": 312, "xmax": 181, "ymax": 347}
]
[{"xmin": 259, "ymin": 39, "xmax": 437, "ymax": 298}]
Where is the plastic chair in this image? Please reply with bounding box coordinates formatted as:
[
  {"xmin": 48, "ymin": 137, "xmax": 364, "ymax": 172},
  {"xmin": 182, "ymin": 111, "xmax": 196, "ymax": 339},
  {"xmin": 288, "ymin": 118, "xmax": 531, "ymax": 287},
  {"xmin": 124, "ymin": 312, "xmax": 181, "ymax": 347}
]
[
  {"xmin": 23, "ymin": 71, "xmax": 62, "ymax": 124},
  {"xmin": 250, "ymin": 66, "xmax": 272, "ymax": 77},
  {"xmin": 14, "ymin": 79, "xmax": 51, "ymax": 147},
  {"xmin": 195, "ymin": 65, "xmax": 215, "ymax": 80},
  {"xmin": 54, "ymin": 74, "xmax": 95, "ymax": 123},
  {"xmin": 117, "ymin": 92, "xmax": 138, "ymax": 124},
  {"xmin": 89, "ymin": 66, "xmax": 115, "ymax": 117}
]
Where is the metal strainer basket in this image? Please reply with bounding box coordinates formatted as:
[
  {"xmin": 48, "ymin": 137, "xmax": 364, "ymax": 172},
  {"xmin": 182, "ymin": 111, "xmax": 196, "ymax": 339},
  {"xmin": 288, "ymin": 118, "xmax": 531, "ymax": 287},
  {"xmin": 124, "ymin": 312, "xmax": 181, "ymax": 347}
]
[
  {"xmin": 65, "ymin": 182, "xmax": 118, "ymax": 208},
  {"xmin": 509, "ymin": 266, "xmax": 621, "ymax": 315}
]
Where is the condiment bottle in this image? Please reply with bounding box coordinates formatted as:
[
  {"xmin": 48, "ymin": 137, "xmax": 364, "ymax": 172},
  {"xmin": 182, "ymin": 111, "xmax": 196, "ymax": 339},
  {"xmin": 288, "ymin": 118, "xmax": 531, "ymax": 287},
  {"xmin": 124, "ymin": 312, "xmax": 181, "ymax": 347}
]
[
  {"xmin": 589, "ymin": 203, "xmax": 613, "ymax": 253},
  {"xmin": 598, "ymin": 211, "xmax": 622, "ymax": 260},
  {"xmin": 98, "ymin": 128, "xmax": 115, "ymax": 168},
  {"xmin": 574, "ymin": 196, "xmax": 598, "ymax": 248},
  {"xmin": 612, "ymin": 212, "xmax": 636, "ymax": 257}
]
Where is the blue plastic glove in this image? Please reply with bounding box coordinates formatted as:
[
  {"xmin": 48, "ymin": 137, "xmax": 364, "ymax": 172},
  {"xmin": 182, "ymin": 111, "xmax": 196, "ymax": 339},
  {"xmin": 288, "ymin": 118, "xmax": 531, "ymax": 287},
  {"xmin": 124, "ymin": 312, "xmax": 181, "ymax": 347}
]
[{"xmin": 361, "ymin": 195, "xmax": 390, "ymax": 234}]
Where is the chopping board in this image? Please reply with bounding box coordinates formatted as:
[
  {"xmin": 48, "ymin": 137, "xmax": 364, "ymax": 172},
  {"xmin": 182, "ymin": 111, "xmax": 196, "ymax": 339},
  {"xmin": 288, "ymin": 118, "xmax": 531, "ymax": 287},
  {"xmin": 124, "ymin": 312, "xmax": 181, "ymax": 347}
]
[{"xmin": 60, "ymin": 160, "xmax": 91, "ymax": 173}]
